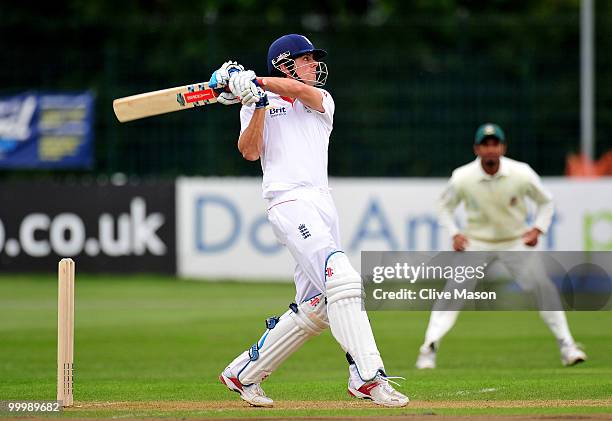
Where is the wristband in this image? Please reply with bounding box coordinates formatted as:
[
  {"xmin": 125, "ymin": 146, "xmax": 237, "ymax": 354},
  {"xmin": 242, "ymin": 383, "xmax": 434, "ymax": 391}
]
[{"xmin": 255, "ymin": 93, "xmax": 269, "ymax": 109}]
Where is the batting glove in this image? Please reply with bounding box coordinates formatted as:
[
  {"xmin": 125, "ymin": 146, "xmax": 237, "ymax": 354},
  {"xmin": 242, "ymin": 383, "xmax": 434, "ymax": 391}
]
[
  {"xmin": 229, "ymin": 70, "xmax": 261, "ymax": 106},
  {"xmin": 254, "ymin": 85, "xmax": 268, "ymax": 109},
  {"xmin": 209, "ymin": 61, "xmax": 244, "ymax": 106},
  {"xmin": 216, "ymin": 92, "xmax": 240, "ymax": 105},
  {"xmin": 209, "ymin": 60, "xmax": 244, "ymax": 89}
]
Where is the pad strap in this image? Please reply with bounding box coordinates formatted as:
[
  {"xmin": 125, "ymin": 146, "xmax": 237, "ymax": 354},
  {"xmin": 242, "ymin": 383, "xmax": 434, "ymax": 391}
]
[{"xmin": 232, "ymin": 294, "xmax": 328, "ymax": 385}]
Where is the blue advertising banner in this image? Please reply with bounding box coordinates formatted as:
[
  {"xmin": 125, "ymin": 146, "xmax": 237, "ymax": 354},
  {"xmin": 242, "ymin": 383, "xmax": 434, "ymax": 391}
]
[{"xmin": 0, "ymin": 92, "xmax": 94, "ymax": 169}]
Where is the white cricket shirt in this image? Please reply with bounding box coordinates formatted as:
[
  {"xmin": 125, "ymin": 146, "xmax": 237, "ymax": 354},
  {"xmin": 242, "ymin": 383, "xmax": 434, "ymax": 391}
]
[
  {"xmin": 239, "ymin": 89, "xmax": 335, "ymax": 199},
  {"xmin": 438, "ymin": 156, "xmax": 554, "ymax": 242}
]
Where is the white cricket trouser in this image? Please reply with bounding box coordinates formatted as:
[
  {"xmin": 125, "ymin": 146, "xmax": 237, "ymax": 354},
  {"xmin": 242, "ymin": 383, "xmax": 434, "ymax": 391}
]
[
  {"xmin": 423, "ymin": 238, "xmax": 575, "ymax": 348},
  {"xmin": 267, "ymin": 187, "xmax": 341, "ymax": 303},
  {"xmin": 225, "ymin": 187, "xmax": 387, "ymax": 382}
]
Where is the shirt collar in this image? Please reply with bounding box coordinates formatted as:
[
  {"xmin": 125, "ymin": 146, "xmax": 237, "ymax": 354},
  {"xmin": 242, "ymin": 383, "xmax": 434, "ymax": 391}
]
[
  {"xmin": 279, "ymin": 95, "xmax": 295, "ymax": 105},
  {"xmin": 476, "ymin": 157, "xmax": 509, "ymax": 180}
]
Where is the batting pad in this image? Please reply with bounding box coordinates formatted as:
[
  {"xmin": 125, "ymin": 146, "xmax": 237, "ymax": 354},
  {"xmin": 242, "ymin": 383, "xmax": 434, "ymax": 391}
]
[
  {"xmin": 325, "ymin": 251, "xmax": 384, "ymax": 381},
  {"xmin": 231, "ymin": 294, "xmax": 329, "ymax": 385}
]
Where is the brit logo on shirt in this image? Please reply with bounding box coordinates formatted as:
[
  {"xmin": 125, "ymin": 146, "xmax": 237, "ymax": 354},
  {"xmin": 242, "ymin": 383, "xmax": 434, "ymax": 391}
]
[
  {"xmin": 298, "ymin": 224, "xmax": 311, "ymax": 239},
  {"xmin": 269, "ymin": 106, "xmax": 287, "ymax": 118}
]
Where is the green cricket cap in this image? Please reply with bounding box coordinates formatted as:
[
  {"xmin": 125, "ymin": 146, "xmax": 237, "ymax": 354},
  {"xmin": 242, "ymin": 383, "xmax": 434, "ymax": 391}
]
[{"xmin": 475, "ymin": 123, "xmax": 506, "ymax": 144}]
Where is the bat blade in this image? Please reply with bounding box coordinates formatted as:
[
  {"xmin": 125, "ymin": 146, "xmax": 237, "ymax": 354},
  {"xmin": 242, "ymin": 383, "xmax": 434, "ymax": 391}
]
[{"xmin": 113, "ymin": 82, "xmax": 219, "ymax": 122}]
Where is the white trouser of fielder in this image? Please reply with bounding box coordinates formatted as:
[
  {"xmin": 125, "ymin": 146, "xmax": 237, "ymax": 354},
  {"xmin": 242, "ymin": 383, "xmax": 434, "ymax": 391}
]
[
  {"xmin": 225, "ymin": 187, "xmax": 384, "ymax": 384},
  {"xmin": 422, "ymin": 238, "xmax": 575, "ymax": 348}
]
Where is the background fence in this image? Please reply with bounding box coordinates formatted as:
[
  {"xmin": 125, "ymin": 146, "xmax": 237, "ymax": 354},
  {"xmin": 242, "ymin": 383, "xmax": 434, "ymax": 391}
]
[{"xmin": 2, "ymin": 2, "xmax": 612, "ymax": 178}]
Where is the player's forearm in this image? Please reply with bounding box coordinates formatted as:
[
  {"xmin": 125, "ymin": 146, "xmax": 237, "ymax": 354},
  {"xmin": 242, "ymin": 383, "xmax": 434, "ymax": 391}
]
[
  {"xmin": 525, "ymin": 168, "xmax": 554, "ymax": 233},
  {"xmin": 258, "ymin": 77, "xmax": 324, "ymax": 112},
  {"xmin": 438, "ymin": 208, "xmax": 460, "ymax": 237},
  {"xmin": 238, "ymin": 109, "xmax": 265, "ymax": 161},
  {"xmin": 438, "ymin": 183, "xmax": 461, "ymax": 237},
  {"xmin": 533, "ymin": 201, "xmax": 554, "ymax": 233}
]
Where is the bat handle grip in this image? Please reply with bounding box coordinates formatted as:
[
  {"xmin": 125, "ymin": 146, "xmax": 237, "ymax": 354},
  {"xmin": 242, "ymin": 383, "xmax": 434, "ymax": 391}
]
[{"xmin": 213, "ymin": 86, "xmax": 232, "ymax": 95}]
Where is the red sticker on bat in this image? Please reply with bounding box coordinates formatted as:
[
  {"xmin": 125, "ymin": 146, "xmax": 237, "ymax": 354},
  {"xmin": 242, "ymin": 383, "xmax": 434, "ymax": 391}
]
[{"xmin": 184, "ymin": 89, "xmax": 215, "ymax": 103}]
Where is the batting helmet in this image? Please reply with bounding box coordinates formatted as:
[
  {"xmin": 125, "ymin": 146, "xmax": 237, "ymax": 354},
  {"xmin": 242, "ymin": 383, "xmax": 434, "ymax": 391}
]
[{"xmin": 267, "ymin": 34, "xmax": 327, "ymax": 76}]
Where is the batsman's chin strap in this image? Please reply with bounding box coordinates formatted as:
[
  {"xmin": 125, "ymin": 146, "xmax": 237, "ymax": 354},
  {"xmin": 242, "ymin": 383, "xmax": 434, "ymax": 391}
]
[{"xmin": 289, "ymin": 69, "xmax": 303, "ymax": 84}]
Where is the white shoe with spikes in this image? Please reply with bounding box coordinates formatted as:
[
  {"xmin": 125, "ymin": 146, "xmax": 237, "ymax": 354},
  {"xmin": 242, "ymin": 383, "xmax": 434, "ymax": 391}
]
[{"xmin": 219, "ymin": 369, "xmax": 274, "ymax": 407}]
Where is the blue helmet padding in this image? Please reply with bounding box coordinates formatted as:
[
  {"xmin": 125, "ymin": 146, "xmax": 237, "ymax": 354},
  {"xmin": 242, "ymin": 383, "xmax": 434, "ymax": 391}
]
[{"xmin": 267, "ymin": 34, "xmax": 327, "ymax": 75}]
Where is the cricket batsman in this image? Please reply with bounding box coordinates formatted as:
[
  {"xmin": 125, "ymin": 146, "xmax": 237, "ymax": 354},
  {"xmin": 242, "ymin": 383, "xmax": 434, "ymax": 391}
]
[
  {"xmin": 415, "ymin": 123, "xmax": 587, "ymax": 369},
  {"xmin": 208, "ymin": 34, "xmax": 408, "ymax": 407}
]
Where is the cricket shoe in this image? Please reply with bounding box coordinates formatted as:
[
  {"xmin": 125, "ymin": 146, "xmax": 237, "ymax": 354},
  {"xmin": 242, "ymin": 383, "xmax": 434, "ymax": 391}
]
[
  {"xmin": 347, "ymin": 365, "xmax": 409, "ymax": 407},
  {"xmin": 415, "ymin": 342, "xmax": 437, "ymax": 369},
  {"xmin": 219, "ymin": 369, "xmax": 273, "ymax": 407},
  {"xmin": 560, "ymin": 343, "xmax": 587, "ymax": 366}
]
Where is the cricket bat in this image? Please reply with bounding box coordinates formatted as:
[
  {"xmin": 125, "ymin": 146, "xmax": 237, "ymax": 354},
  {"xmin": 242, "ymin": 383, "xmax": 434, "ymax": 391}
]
[{"xmin": 113, "ymin": 82, "xmax": 223, "ymax": 122}]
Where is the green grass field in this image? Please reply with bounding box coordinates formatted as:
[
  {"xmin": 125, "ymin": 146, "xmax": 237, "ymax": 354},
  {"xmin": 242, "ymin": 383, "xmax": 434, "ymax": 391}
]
[{"xmin": 0, "ymin": 274, "xmax": 611, "ymax": 419}]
